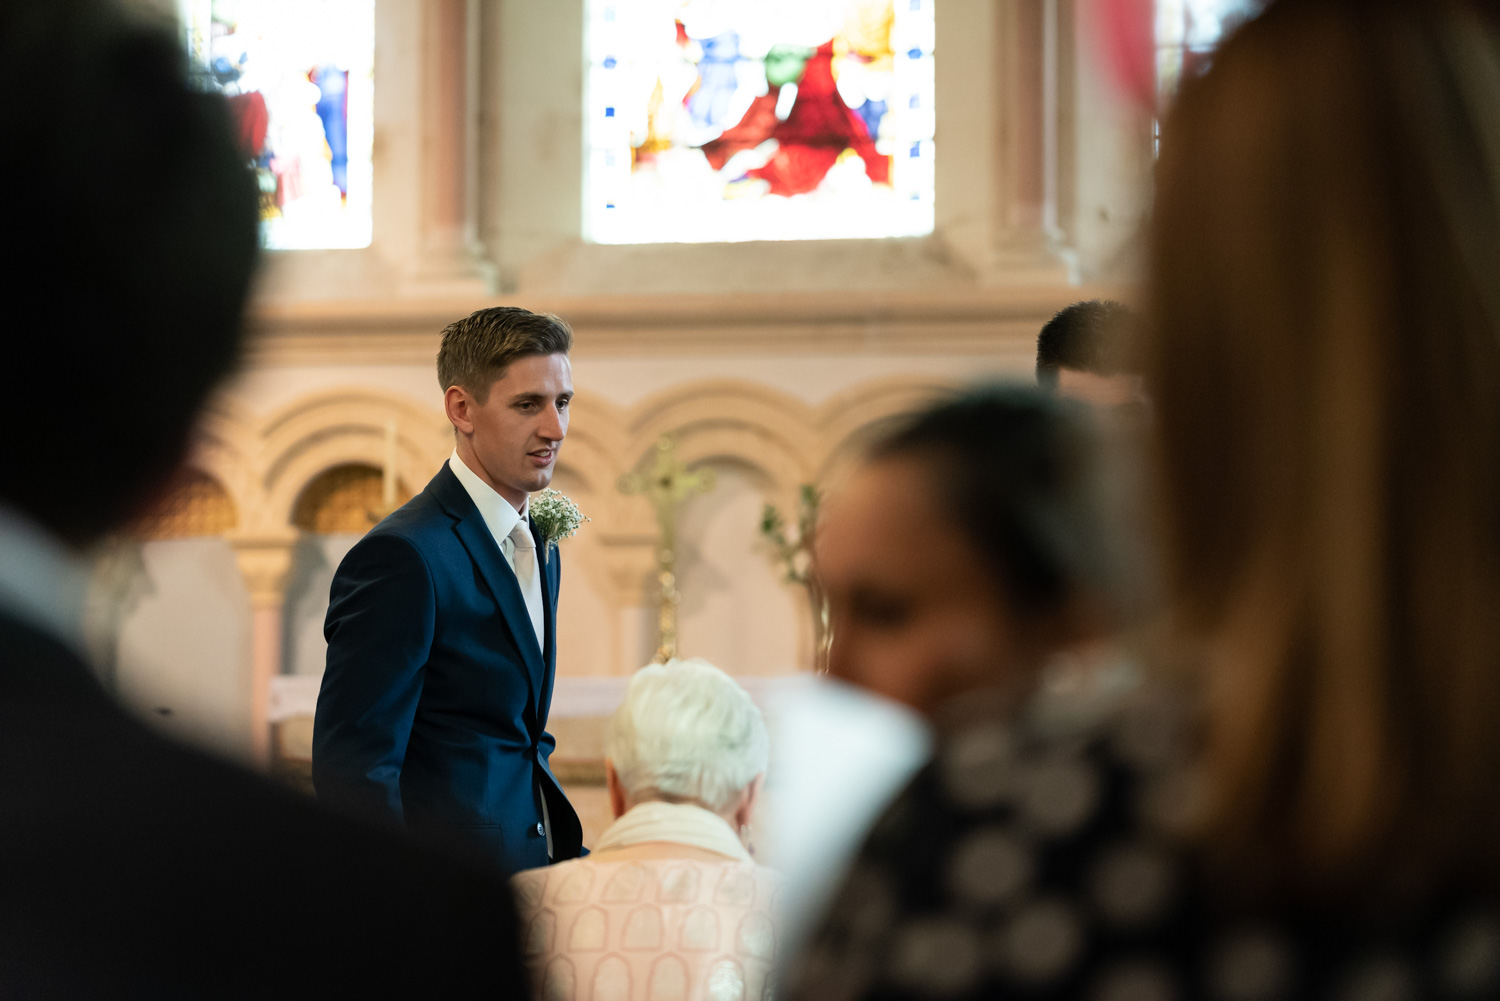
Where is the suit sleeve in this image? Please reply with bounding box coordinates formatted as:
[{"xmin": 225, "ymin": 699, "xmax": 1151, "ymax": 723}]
[{"xmin": 313, "ymin": 532, "xmax": 436, "ymax": 824}]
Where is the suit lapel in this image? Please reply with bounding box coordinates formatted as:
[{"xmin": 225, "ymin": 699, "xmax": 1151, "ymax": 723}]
[
  {"xmin": 433, "ymin": 466, "xmax": 546, "ymax": 720},
  {"xmin": 531, "ymin": 520, "xmax": 559, "ymax": 724}
]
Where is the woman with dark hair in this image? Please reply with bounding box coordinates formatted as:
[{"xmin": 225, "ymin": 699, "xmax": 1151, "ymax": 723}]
[
  {"xmin": 786, "ymin": 1, "xmax": 1500, "ymax": 997},
  {"xmin": 813, "ymin": 387, "xmax": 1127, "ymax": 722},
  {"xmin": 784, "ymin": 385, "xmax": 1143, "ymax": 997}
]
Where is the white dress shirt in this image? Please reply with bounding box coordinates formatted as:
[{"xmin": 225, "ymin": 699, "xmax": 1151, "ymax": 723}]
[
  {"xmin": 0, "ymin": 503, "xmax": 91, "ymax": 656},
  {"xmin": 446, "ymin": 450, "xmax": 546, "ymax": 654}
]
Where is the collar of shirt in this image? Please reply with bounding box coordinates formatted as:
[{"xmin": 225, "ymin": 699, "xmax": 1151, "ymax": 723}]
[
  {"xmin": 0, "ymin": 503, "xmax": 91, "ymax": 655},
  {"xmin": 448, "ymin": 448, "xmax": 529, "ymax": 550}
]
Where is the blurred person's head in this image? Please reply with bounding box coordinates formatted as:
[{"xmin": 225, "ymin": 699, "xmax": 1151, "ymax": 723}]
[
  {"xmin": 1148, "ymin": 0, "xmax": 1500, "ymax": 897},
  {"xmin": 605, "ymin": 658, "xmax": 769, "ymax": 834},
  {"xmin": 818, "ymin": 386, "xmax": 1128, "ymax": 718},
  {"xmin": 1036, "ymin": 299, "xmax": 1146, "ymax": 407},
  {"xmin": 0, "ymin": 0, "xmax": 259, "ymax": 546},
  {"xmin": 438, "ymin": 307, "xmax": 574, "ymax": 510}
]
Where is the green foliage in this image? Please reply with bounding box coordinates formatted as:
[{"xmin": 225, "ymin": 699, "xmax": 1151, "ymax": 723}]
[{"xmin": 759, "ymin": 484, "xmax": 821, "ymax": 585}]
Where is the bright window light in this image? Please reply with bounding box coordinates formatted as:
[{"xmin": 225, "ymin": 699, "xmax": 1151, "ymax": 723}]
[
  {"xmin": 184, "ymin": 0, "xmax": 375, "ymax": 250},
  {"xmin": 586, "ymin": 0, "xmax": 936, "ymax": 245}
]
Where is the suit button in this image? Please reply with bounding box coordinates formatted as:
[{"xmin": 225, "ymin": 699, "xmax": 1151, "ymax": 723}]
[{"xmin": 536, "ymin": 822, "xmax": 546, "ymax": 836}]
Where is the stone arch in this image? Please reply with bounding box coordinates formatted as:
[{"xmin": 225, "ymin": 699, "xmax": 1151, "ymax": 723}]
[
  {"xmin": 627, "ymin": 380, "xmax": 814, "ymax": 450},
  {"xmin": 257, "ymin": 389, "xmax": 447, "ymax": 529},
  {"xmin": 133, "ymin": 468, "xmax": 239, "ymax": 540},
  {"xmin": 623, "ymin": 381, "xmax": 818, "ymax": 514},
  {"xmin": 673, "ymin": 430, "xmax": 809, "ymax": 515},
  {"xmin": 551, "ymin": 391, "xmax": 629, "ymax": 504},
  {"xmin": 813, "ymin": 376, "xmax": 956, "ymax": 483},
  {"xmin": 189, "ymin": 399, "xmax": 260, "ymax": 531},
  {"xmin": 290, "ymin": 463, "xmax": 409, "ymax": 535}
]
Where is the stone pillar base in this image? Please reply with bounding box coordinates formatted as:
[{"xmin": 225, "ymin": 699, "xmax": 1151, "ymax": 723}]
[
  {"xmin": 402, "ymin": 244, "xmax": 497, "ymax": 298},
  {"xmin": 229, "ymin": 532, "xmax": 298, "ymax": 769}
]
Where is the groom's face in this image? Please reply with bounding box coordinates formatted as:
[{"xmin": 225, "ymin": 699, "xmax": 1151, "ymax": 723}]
[{"xmin": 449, "ymin": 352, "xmax": 573, "ymax": 509}]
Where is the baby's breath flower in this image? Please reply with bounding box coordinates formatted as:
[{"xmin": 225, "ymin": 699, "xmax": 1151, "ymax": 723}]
[{"xmin": 530, "ymin": 489, "xmax": 590, "ymax": 562}]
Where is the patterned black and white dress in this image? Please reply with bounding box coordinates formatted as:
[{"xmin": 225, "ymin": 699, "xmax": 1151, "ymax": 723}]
[{"xmin": 783, "ymin": 686, "xmax": 1500, "ymax": 1001}]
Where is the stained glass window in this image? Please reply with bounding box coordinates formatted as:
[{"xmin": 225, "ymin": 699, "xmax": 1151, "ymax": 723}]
[
  {"xmin": 182, "ymin": 0, "xmax": 374, "ymax": 250},
  {"xmin": 586, "ymin": 0, "xmax": 935, "ymax": 244},
  {"xmin": 1156, "ymin": 0, "xmax": 1260, "ymax": 103}
]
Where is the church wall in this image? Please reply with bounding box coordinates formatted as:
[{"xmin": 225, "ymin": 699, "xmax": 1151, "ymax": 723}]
[
  {"xmin": 673, "ymin": 460, "xmax": 807, "ymax": 676},
  {"xmin": 221, "ymin": 351, "xmax": 1029, "ymax": 417},
  {"xmin": 249, "ymin": 0, "xmax": 1152, "ymax": 304},
  {"xmin": 113, "ymin": 539, "xmax": 254, "ymax": 760},
  {"xmin": 282, "ymin": 535, "xmax": 361, "ymax": 678},
  {"xmin": 99, "ymin": 340, "xmax": 1041, "ymax": 766},
  {"xmin": 90, "ymin": 0, "xmax": 1152, "ymax": 774}
]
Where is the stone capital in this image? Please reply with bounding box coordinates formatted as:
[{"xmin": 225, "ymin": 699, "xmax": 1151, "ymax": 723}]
[
  {"xmin": 228, "ymin": 532, "xmax": 300, "ymax": 608},
  {"xmin": 595, "ymin": 533, "xmax": 661, "ymax": 606}
]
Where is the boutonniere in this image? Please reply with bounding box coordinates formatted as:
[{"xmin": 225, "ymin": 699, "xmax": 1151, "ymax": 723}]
[{"xmin": 530, "ymin": 488, "xmax": 590, "ymax": 564}]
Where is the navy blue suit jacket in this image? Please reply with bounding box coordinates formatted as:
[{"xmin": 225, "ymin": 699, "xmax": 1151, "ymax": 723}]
[{"xmin": 312, "ymin": 462, "xmax": 582, "ymax": 873}]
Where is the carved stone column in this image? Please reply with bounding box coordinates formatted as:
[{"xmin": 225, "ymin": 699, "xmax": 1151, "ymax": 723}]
[
  {"xmin": 229, "ymin": 533, "xmax": 298, "ymax": 768},
  {"xmin": 990, "ymin": 0, "xmax": 1073, "ymax": 282},
  {"xmin": 404, "ymin": 0, "xmax": 496, "ymax": 295},
  {"xmin": 597, "ymin": 534, "xmax": 660, "ymax": 674}
]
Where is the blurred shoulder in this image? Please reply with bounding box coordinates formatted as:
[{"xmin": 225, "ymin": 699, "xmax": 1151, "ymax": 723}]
[
  {"xmin": 510, "ymin": 856, "xmax": 609, "ymax": 916},
  {"xmin": 0, "ymin": 649, "xmax": 520, "ymax": 993}
]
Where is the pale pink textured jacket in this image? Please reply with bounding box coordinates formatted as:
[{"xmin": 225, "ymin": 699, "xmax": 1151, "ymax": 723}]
[{"xmin": 512, "ymin": 802, "xmax": 781, "ymax": 1001}]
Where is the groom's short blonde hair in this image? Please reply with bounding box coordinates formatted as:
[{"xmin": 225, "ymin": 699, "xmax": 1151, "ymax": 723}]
[
  {"xmin": 606, "ymin": 659, "xmax": 769, "ymax": 813},
  {"xmin": 436, "ymin": 306, "xmax": 573, "ymax": 403}
]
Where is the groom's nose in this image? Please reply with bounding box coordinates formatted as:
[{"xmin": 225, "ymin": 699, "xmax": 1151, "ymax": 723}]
[{"xmin": 537, "ymin": 404, "xmax": 566, "ymax": 442}]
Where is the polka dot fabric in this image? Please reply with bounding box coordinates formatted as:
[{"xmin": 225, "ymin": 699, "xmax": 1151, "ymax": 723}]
[{"xmin": 782, "ymin": 686, "xmax": 1500, "ymax": 1001}]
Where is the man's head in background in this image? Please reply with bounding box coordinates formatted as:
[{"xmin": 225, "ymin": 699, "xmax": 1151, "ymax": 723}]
[
  {"xmin": 0, "ymin": 0, "xmax": 260, "ymax": 547},
  {"xmin": 1036, "ymin": 300, "xmax": 1147, "ymax": 408}
]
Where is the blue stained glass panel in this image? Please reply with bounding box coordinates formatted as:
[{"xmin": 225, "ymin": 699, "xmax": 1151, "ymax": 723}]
[{"xmin": 185, "ymin": 0, "xmax": 375, "ymax": 250}]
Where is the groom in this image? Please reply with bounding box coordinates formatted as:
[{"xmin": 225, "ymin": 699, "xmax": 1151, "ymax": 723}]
[{"xmin": 314, "ymin": 306, "xmax": 584, "ymax": 873}]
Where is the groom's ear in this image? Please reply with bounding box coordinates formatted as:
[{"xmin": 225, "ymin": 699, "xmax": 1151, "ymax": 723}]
[{"xmin": 444, "ymin": 384, "xmax": 477, "ymax": 435}]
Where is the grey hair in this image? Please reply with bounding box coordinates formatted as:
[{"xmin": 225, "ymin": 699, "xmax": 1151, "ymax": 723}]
[{"xmin": 606, "ymin": 658, "xmax": 770, "ymax": 813}]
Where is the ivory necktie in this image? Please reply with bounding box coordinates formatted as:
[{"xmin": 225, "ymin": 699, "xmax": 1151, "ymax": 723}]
[{"xmin": 504, "ymin": 521, "xmax": 546, "ymax": 653}]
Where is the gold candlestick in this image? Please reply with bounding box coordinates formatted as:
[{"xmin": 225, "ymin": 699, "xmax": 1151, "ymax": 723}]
[
  {"xmin": 618, "ymin": 436, "xmax": 715, "ymax": 664},
  {"xmin": 366, "ymin": 418, "xmax": 403, "ymax": 525}
]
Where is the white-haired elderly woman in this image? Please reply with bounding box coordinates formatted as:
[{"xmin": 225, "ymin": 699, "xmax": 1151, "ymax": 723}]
[{"xmin": 512, "ymin": 658, "xmax": 778, "ymax": 1001}]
